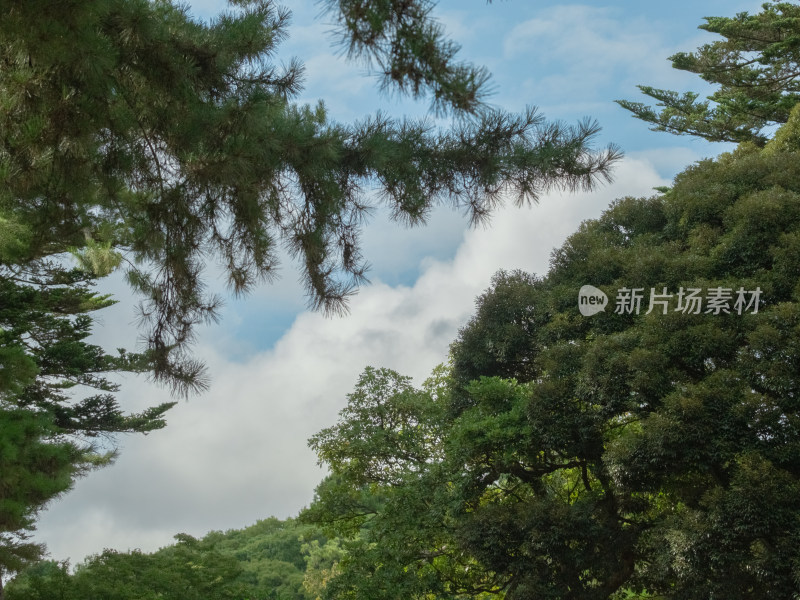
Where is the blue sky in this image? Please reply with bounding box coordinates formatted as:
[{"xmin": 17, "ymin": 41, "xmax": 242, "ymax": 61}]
[
  {"xmin": 201, "ymin": 0, "xmax": 751, "ymax": 351},
  {"xmin": 34, "ymin": 0, "xmax": 761, "ymax": 565}
]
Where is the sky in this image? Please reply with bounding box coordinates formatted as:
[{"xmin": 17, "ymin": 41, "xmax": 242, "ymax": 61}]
[{"xmin": 33, "ymin": 0, "xmax": 763, "ymax": 565}]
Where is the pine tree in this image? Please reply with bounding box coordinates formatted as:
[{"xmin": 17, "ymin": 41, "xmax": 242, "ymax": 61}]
[
  {"xmin": 617, "ymin": 1, "xmax": 800, "ymax": 145},
  {"xmin": 0, "ymin": 0, "xmax": 620, "ymax": 391}
]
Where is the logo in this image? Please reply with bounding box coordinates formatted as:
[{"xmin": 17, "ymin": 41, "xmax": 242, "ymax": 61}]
[
  {"xmin": 578, "ymin": 285, "xmax": 608, "ymax": 316},
  {"xmin": 578, "ymin": 285, "xmax": 763, "ymax": 317}
]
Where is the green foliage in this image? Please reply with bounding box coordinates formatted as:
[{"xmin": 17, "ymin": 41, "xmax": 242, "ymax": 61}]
[
  {"xmin": 0, "ymin": 0, "xmax": 619, "ymax": 586},
  {"xmin": 617, "ymin": 1, "xmax": 800, "ymax": 144},
  {"xmin": 302, "ymin": 537, "xmax": 346, "ymax": 600},
  {"xmin": 7, "ymin": 536, "xmax": 247, "ymax": 600},
  {"xmin": 321, "ymin": 0, "xmax": 493, "ymax": 114},
  {"xmin": 0, "ymin": 0, "xmax": 620, "ymax": 391},
  {"xmin": 304, "ymin": 368, "xmax": 505, "ymax": 599},
  {"xmin": 210, "ymin": 517, "xmax": 325, "ymax": 598},
  {"xmin": 449, "ymin": 270, "xmax": 547, "ymax": 412},
  {"xmin": 0, "ymin": 264, "xmax": 173, "ymax": 433},
  {"xmin": 304, "ymin": 117, "xmax": 800, "ymax": 598},
  {"xmin": 308, "ymin": 367, "xmax": 446, "ymax": 486},
  {"xmin": 0, "ymin": 410, "xmax": 86, "ymax": 587},
  {"xmin": 5, "ymin": 517, "xmax": 324, "ymax": 600},
  {"xmin": 0, "ymin": 261, "xmax": 174, "ymax": 580}
]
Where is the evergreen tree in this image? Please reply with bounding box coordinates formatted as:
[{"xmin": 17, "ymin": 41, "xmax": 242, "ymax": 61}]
[
  {"xmin": 617, "ymin": 1, "xmax": 800, "ymax": 145},
  {"xmin": 0, "ymin": 0, "xmax": 620, "ymax": 391},
  {"xmin": 320, "ymin": 0, "xmax": 494, "ymax": 114},
  {"xmin": 0, "ymin": 410, "xmax": 89, "ymax": 600},
  {"xmin": 0, "ymin": 188, "xmax": 172, "ymax": 581},
  {"xmin": 0, "ymin": 260, "xmax": 175, "ymax": 583},
  {"xmin": 0, "ymin": 262, "xmax": 174, "ymax": 431}
]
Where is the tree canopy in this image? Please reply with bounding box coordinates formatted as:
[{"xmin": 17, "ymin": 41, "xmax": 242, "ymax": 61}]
[
  {"xmin": 0, "ymin": 410, "xmax": 87, "ymax": 599},
  {"xmin": 4, "ymin": 517, "xmax": 325, "ymax": 600},
  {"xmin": 0, "ymin": 262, "xmax": 175, "ymax": 586},
  {"xmin": 0, "ymin": 0, "xmax": 622, "ymax": 577},
  {"xmin": 320, "ymin": 0, "xmax": 494, "ymax": 114},
  {"xmin": 1, "ymin": 0, "xmax": 620, "ymax": 392},
  {"xmin": 303, "ymin": 107, "xmax": 800, "ymax": 599},
  {"xmin": 617, "ymin": 1, "xmax": 800, "ymax": 145}
]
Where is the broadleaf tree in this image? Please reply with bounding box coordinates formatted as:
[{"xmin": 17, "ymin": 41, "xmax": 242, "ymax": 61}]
[
  {"xmin": 4, "ymin": 516, "xmax": 323, "ymax": 600},
  {"xmin": 304, "ymin": 106, "xmax": 800, "ymax": 599}
]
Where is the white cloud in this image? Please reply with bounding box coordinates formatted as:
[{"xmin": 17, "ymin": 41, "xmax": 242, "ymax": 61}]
[
  {"xmin": 34, "ymin": 155, "xmax": 669, "ymax": 564},
  {"xmin": 628, "ymin": 146, "xmax": 717, "ymax": 178}
]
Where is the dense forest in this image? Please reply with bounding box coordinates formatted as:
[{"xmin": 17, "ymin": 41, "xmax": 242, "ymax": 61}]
[{"xmin": 5, "ymin": 517, "xmax": 328, "ymax": 599}]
